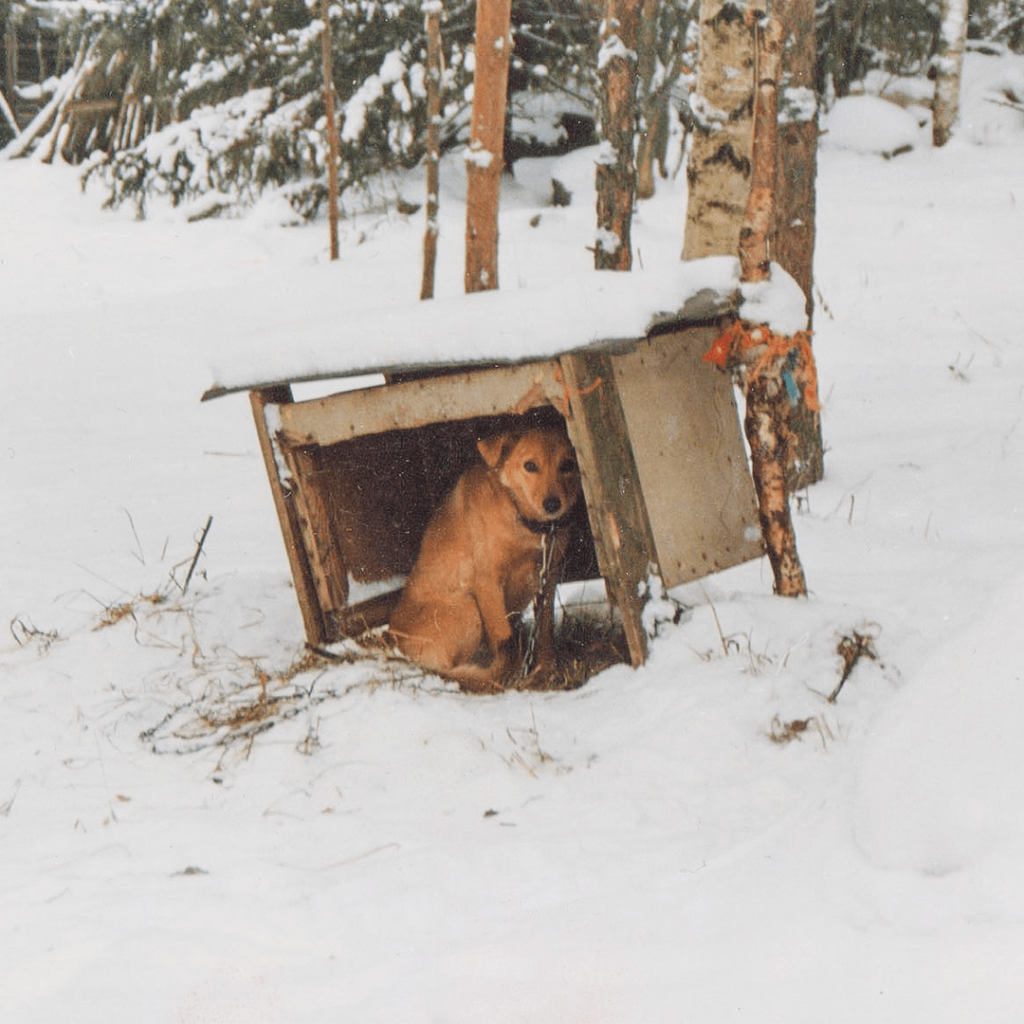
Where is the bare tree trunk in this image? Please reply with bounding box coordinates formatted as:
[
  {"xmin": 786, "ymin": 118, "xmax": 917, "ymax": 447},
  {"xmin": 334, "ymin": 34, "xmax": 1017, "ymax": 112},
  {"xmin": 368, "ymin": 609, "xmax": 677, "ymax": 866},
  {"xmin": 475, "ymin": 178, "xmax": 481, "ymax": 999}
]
[
  {"xmin": 933, "ymin": 0, "xmax": 968, "ymax": 147},
  {"xmin": 420, "ymin": 1, "xmax": 443, "ymax": 300},
  {"xmin": 0, "ymin": 86, "xmax": 16, "ymax": 140},
  {"xmin": 321, "ymin": 0, "xmax": 340, "ymax": 262},
  {"xmin": 4, "ymin": 18, "xmax": 17, "ymax": 131},
  {"xmin": 738, "ymin": 13, "xmax": 808, "ymax": 598},
  {"xmin": 745, "ymin": 376, "xmax": 807, "ymax": 596},
  {"xmin": 464, "ymin": 0, "xmax": 511, "ymax": 293},
  {"xmin": 635, "ymin": 0, "xmax": 659, "ymax": 201},
  {"xmin": 595, "ymin": 0, "xmax": 643, "ymax": 271},
  {"xmin": 774, "ymin": 0, "xmax": 823, "ymax": 489},
  {"xmin": 682, "ymin": 0, "xmax": 755, "ymax": 260},
  {"xmin": 738, "ymin": 15, "xmax": 782, "ymax": 282}
]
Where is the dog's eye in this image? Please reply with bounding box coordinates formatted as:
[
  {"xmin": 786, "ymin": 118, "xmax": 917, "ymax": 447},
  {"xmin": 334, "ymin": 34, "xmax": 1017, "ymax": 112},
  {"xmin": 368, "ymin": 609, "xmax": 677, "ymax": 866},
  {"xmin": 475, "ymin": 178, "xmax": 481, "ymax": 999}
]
[
  {"xmin": 559, "ymin": 458, "xmax": 577, "ymax": 474},
  {"xmin": 523, "ymin": 460, "xmax": 539, "ymax": 473}
]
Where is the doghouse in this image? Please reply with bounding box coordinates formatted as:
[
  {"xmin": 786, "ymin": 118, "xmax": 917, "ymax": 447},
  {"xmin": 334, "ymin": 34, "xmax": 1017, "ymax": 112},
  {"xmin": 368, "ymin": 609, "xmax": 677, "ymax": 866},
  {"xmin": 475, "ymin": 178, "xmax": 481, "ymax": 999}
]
[{"xmin": 204, "ymin": 262, "xmax": 768, "ymax": 669}]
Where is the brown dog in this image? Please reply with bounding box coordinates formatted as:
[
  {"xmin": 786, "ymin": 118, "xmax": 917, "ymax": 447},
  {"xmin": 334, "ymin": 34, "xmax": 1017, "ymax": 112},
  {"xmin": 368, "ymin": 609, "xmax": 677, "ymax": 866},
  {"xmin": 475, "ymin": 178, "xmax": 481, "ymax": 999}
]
[{"xmin": 390, "ymin": 422, "xmax": 581, "ymax": 692}]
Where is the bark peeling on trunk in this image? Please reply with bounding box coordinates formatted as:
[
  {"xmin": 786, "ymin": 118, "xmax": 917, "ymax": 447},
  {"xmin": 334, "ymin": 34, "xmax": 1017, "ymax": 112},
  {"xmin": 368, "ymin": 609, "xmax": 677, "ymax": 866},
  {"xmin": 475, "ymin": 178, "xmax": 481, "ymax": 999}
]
[
  {"xmin": 464, "ymin": 0, "xmax": 511, "ymax": 294},
  {"xmin": 595, "ymin": 0, "xmax": 643, "ymax": 271}
]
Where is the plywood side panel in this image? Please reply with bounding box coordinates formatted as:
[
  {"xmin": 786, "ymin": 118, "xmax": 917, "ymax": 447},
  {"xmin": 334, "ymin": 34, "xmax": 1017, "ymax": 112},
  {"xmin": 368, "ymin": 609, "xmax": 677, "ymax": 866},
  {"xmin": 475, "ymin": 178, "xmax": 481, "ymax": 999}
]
[{"xmin": 612, "ymin": 328, "xmax": 762, "ymax": 589}]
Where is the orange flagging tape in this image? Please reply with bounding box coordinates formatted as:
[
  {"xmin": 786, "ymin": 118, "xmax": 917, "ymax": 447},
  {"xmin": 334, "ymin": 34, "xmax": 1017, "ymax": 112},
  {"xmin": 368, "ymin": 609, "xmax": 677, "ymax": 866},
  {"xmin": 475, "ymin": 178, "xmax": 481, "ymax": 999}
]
[{"xmin": 704, "ymin": 321, "xmax": 820, "ymax": 412}]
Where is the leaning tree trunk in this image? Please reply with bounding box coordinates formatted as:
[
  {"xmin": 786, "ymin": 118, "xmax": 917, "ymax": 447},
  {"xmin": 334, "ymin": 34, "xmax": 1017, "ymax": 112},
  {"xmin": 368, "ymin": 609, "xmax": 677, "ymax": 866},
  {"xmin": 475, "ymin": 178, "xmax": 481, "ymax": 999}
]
[
  {"xmin": 420, "ymin": 1, "xmax": 443, "ymax": 300},
  {"xmin": 774, "ymin": 0, "xmax": 823, "ymax": 489},
  {"xmin": 932, "ymin": 0, "xmax": 968, "ymax": 147},
  {"xmin": 595, "ymin": 0, "xmax": 643, "ymax": 270},
  {"xmin": 682, "ymin": 0, "xmax": 755, "ymax": 260},
  {"xmin": 464, "ymin": 0, "xmax": 511, "ymax": 293}
]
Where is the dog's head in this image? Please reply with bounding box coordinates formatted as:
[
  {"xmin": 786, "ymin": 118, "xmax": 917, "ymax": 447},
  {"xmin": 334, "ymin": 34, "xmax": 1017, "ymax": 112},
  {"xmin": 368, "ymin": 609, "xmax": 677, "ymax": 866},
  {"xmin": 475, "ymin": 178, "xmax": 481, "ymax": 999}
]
[{"xmin": 478, "ymin": 426, "xmax": 581, "ymax": 524}]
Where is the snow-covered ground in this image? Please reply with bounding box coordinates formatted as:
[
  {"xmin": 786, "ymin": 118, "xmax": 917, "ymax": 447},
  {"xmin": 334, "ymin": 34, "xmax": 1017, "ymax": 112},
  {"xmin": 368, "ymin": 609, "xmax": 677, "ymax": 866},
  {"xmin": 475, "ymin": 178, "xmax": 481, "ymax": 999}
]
[{"xmin": 3, "ymin": 52, "xmax": 1024, "ymax": 1023}]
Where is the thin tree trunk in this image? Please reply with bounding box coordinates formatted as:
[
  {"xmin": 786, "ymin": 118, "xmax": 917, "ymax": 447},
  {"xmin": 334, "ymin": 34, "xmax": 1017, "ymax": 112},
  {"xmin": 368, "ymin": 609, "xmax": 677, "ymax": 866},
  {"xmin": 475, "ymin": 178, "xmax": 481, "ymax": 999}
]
[
  {"xmin": 745, "ymin": 376, "xmax": 807, "ymax": 596},
  {"xmin": 739, "ymin": 13, "xmax": 808, "ymax": 598},
  {"xmin": 738, "ymin": 15, "xmax": 782, "ymax": 282},
  {"xmin": 0, "ymin": 86, "xmax": 18, "ymax": 139},
  {"xmin": 321, "ymin": 0, "xmax": 340, "ymax": 262},
  {"xmin": 464, "ymin": 0, "xmax": 511, "ymax": 293},
  {"xmin": 595, "ymin": 0, "xmax": 642, "ymax": 270},
  {"xmin": 420, "ymin": 1, "xmax": 443, "ymax": 300},
  {"xmin": 774, "ymin": 0, "xmax": 823, "ymax": 489},
  {"xmin": 682, "ymin": 0, "xmax": 755, "ymax": 260},
  {"xmin": 635, "ymin": 0, "xmax": 659, "ymax": 201},
  {"xmin": 4, "ymin": 19, "xmax": 17, "ymax": 131},
  {"xmin": 933, "ymin": 0, "xmax": 968, "ymax": 147}
]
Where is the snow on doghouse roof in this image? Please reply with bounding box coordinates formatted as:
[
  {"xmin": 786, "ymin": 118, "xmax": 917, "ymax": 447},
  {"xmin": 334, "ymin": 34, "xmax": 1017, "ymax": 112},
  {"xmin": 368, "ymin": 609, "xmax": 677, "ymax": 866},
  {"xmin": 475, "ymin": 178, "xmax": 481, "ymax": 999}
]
[{"xmin": 204, "ymin": 256, "xmax": 808, "ymax": 400}]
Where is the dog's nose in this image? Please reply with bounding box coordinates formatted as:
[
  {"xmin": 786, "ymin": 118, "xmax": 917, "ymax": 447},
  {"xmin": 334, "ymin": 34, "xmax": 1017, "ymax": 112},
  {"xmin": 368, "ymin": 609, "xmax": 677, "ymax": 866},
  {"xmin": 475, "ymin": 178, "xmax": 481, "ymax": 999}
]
[{"xmin": 543, "ymin": 496, "xmax": 562, "ymax": 516}]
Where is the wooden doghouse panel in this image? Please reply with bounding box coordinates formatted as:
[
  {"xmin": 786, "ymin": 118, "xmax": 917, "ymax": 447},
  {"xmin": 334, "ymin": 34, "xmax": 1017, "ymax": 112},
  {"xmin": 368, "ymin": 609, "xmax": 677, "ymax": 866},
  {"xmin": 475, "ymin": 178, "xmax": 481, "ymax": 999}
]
[{"xmin": 610, "ymin": 326, "xmax": 762, "ymax": 588}]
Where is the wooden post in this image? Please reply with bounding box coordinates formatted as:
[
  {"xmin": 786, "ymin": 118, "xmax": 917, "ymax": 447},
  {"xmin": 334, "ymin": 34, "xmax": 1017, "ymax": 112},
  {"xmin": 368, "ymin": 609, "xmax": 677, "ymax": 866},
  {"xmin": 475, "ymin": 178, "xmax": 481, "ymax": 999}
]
[
  {"xmin": 321, "ymin": 0, "xmax": 340, "ymax": 262},
  {"xmin": 464, "ymin": 0, "xmax": 511, "ymax": 293}
]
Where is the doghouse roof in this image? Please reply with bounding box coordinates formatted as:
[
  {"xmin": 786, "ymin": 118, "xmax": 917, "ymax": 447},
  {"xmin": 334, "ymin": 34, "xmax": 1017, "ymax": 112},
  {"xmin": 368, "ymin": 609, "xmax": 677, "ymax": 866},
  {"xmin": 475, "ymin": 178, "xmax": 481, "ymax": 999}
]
[{"xmin": 203, "ymin": 255, "xmax": 808, "ymax": 400}]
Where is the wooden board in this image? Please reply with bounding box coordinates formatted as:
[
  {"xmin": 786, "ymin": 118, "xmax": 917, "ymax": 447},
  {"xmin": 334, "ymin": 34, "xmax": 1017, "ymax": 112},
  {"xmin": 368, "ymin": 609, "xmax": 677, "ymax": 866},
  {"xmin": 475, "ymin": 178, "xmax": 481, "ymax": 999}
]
[
  {"xmin": 559, "ymin": 351, "xmax": 654, "ymax": 667},
  {"xmin": 249, "ymin": 386, "xmax": 329, "ymax": 645},
  {"xmin": 276, "ymin": 360, "xmax": 565, "ymax": 447},
  {"xmin": 610, "ymin": 326, "xmax": 762, "ymax": 588}
]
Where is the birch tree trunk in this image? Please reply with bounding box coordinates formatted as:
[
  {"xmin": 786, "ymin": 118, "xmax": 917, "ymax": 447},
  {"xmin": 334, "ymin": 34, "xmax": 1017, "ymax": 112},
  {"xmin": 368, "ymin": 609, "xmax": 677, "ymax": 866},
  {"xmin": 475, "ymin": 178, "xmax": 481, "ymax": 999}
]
[
  {"xmin": 739, "ymin": 13, "xmax": 809, "ymax": 598},
  {"xmin": 682, "ymin": 0, "xmax": 755, "ymax": 260},
  {"xmin": 932, "ymin": 0, "xmax": 969, "ymax": 147},
  {"xmin": 420, "ymin": 1, "xmax": 443, "ymax": 300},
  {"xmin": 745, "ymin": 375, "xmax": 808, "ymax": 596},
  {"xmin": 464, "ymin": 0, "xmax": 512, "ymax": 293},
  {"xmin": 774, "ymin": 0, "xmax": 823, "ymax": 489},
  {"xmin": 595, "ymin": 0, "xmax": 643, "ymax": 271}
]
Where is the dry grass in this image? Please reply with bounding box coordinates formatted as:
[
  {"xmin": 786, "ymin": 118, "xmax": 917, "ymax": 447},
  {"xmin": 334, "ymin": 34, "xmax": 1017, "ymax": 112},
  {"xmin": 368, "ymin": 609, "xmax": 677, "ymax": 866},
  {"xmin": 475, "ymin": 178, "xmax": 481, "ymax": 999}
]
[{"xmin": 93, "ymin": 592, "xmax": 167, "ymax": 631}]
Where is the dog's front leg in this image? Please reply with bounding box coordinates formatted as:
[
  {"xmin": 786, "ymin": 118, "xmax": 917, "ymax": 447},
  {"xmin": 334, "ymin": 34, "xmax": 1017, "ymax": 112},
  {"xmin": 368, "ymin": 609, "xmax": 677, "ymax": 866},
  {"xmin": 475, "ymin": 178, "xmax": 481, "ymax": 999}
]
[{"xmin": 474, "ymin": 583, "xmax": 516, "ymax": 680}]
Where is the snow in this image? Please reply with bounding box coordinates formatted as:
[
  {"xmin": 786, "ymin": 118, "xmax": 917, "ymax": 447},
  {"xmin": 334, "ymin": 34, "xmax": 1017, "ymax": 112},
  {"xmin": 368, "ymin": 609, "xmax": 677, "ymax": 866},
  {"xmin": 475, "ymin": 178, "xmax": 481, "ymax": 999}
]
[
  {"xmin": 5, "ymin": 50, "xmax": 1024, "ymax": 1023},
  {"xmin": 209, "ymin": 254, "xmax": 741, "ymax": 391},
  {"xmin": 821, "ymin": 94, "xmax": 925, "ymax": 156},
  {"xmin": 597, "ymin": 34, "xmax": 635, "ymax": 71}
]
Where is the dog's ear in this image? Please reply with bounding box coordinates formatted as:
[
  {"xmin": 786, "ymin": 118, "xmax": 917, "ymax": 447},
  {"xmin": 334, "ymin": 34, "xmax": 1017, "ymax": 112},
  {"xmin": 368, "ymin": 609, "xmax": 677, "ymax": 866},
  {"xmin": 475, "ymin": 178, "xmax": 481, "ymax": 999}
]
[{"xmin": 477, "ymin": 432, "xmax": 514, "ymax": 469}]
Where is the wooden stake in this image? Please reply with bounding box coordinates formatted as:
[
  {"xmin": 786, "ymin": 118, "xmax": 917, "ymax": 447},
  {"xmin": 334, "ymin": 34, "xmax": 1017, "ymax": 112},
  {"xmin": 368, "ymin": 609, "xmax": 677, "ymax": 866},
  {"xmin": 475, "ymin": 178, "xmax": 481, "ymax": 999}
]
[{"xmin": 321, "ymin": 0, "xmax": 340, "ymax": 262}]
